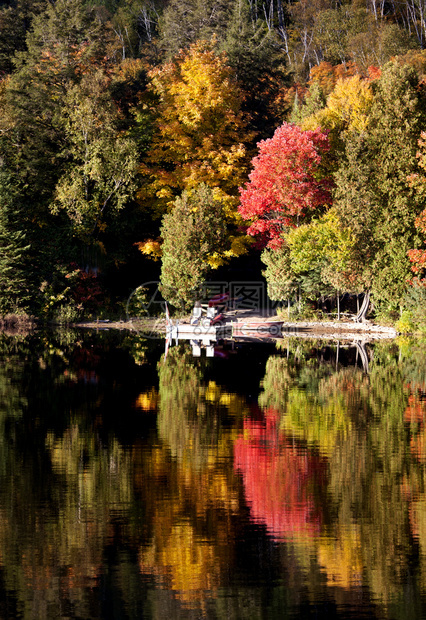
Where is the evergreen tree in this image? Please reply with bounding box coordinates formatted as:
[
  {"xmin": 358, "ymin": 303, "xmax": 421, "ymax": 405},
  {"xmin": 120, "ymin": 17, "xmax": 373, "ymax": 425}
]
[
  {"xmin": 290, "ymin": 81, "xmax": 326, "ymax": 125},
  {"xmin": 333, "ymin": 133, "xmax": 376, "ymax": 293},
  {"xmin": 0, "ymin": 0, "xmax": 47, "ymax": 74},
  {"xmin": 159, "ymin": 184, "xmax": 228, "ymax": 309},
  {"xmin": 0, "ymin": 0, "xmax": 138, "ymax": 286},
  {"xmin": 334, "ymin": 62, "xmax": 426, "ymax": 313},
  {"xmin": 222, "ymin": 0, "xmax": 290, "ymax": 139},
  {"xmin": 0, "ymin": 178, "xmax": 29, "ymax": 314},
  {"xmin": 261, "ymin": 243, "xmax": 297, "ymax": 303}
]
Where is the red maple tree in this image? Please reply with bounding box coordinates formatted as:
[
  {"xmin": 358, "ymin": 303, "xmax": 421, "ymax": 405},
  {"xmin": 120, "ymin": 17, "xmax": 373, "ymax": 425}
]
[{"xmin": 238, "ymin": 123, "xmax": 333, "ymax": 249}]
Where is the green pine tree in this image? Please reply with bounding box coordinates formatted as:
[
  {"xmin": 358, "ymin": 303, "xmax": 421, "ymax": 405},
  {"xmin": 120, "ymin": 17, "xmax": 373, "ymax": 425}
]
[
  {"xmin": 159, "ymin": 184, "xmax": 228, "ymax": 309},
  {"xmin": 222, "ymin": 0, "xmax": 290, "ymax": 139},
  {"xmin": 0, "ymin": 200, "xmax": 29, "ymax": 315},
  {"xmin": 334, "ymin": 61, "xmax": 426, "ymax": 314}
]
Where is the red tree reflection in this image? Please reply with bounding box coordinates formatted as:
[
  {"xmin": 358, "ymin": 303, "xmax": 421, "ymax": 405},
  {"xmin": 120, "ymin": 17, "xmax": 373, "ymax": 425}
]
[{"xmin": 234, "ymin": 409, "xmax": 327, "ymax": 541}]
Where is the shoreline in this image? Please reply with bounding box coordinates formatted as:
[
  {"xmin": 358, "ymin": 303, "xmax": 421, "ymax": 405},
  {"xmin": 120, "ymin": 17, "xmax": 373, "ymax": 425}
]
[
  {"xmin": 73, "ymin": 315, "xmax": 399, "ymax": 340},
  {"xmin": 0, "ymin": 315, "xmax": 401, "ymax": 341},
  {"xmin": 279, "ymin": 320, "xmax": 397, "ymax": 338}
]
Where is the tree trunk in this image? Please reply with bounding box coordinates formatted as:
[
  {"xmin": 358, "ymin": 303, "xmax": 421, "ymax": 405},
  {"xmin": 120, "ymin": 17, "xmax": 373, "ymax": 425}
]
[{"xmin": 355, "ymin": 291, "xmax": 370, "ymax": 322}]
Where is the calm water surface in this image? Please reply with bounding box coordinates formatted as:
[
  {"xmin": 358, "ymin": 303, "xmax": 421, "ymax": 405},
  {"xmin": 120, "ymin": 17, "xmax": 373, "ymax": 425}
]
[{"xmin": 1, "ymin": 329, "xmax": 426, "ymax": 619}]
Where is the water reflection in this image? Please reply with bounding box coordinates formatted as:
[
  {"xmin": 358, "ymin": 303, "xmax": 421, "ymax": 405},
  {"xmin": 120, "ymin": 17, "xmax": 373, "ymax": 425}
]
[
  {"xmin": 138, "ymin": 345, "xmax": 245, "ymax": 607},
  {"xmin": 0, "ymin": 330, "xmax": 144, "ymax": 619},
  {"xmin": 1, "ymin": 331, "xmax": 426, "ymax": 617},
  {"xmin": 234, "ymin": 409, "xmax": 327, "ymax": 541}
]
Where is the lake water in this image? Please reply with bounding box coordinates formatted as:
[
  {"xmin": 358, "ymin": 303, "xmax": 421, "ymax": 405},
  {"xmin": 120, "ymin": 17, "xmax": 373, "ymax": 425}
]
[{"xmin": 1, "ymin": 328, "xmax": 426, "ymax": 619}]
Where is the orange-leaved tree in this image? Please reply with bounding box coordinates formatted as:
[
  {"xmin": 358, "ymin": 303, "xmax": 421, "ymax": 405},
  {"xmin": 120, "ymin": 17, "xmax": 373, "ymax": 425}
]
[
  {"xmin": 308, "ymin": 61, "xmax": 360, "ymax": 97},
  {"xmin": 408, "ymin": 210, "xmax": 426, "ymax": 286},
  {"xmin": 407, "ymin": 132, "xmax": 426, "ymax": 286}
]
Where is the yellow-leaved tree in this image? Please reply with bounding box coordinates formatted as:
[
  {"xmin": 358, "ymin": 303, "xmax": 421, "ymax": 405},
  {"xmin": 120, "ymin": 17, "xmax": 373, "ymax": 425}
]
[
  {"xmin": 136, "ymin": 39, "xmax": 253, "ymax": 260},
  {"xmin": 293, "ymin": 74, "xmax": 374, "ymax": 180},
  {"xmin": 301, "ymin": 75, "xmax": 374, "ymax": 156}
]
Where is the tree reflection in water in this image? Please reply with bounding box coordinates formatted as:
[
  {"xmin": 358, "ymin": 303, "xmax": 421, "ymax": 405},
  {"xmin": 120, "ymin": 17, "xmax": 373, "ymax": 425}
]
[
  {"xmin": 137, "ymin": 346, "xmax": 248, "ymax": 608},
  {"xmin": 234, "ymin": 408, "xmax": 327, "ymax": 541},
  {"xmin": 1, "ymin": 333, "xmax": 426, "ymax": 617}
]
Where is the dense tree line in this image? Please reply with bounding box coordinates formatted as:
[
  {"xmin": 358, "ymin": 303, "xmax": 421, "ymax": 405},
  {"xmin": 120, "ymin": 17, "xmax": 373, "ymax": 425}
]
[{"xmin": 1, "ymin": 0, "xmax": 426, "ymax": 323}]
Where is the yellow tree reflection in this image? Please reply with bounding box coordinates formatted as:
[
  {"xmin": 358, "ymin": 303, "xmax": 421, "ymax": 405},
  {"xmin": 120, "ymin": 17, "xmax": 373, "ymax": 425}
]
[{"xmin": 135, "ymin": 345, "xmax": 249, "ymax": 608}]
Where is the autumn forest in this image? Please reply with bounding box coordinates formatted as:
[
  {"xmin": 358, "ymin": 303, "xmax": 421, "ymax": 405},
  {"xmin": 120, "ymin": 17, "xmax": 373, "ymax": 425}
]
[{"xmin": 2, "ymin": 0, "xmax": 426, "ymax": 326}]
